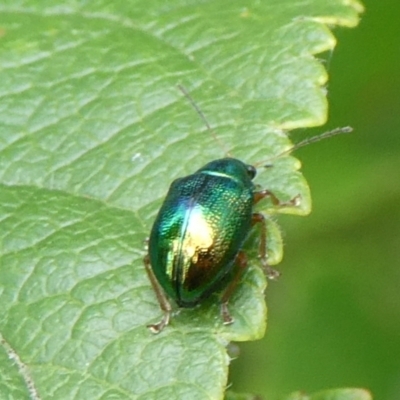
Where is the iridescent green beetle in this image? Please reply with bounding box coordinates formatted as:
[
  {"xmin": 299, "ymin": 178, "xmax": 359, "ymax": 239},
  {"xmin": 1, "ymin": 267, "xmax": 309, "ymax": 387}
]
[
  {"xmin": 144, "ymin": 157, "xmax": 297, "ymax": 333},
  {"xmin": 144, "ymin": 88, "xmax": 351, "ymax": 333}
]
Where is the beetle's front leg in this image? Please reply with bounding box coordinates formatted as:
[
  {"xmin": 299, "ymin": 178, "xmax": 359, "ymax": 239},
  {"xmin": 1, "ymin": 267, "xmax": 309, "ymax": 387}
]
[
  {"xmin": 253, "ymin": 189, "xmax": 301, "ymax": 207},
  {"xmin": 144, "ymin": 255, "xmax": 172, "ymax": 334}
]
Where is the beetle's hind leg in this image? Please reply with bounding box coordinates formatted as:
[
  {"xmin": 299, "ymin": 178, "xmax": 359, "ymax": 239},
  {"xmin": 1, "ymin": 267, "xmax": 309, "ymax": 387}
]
[
  {"xmin": 144, "ymin": 255, "xmax": 172, "ymax": 334},
  {"xmin": 252, "ymin": 190, "xmax": 300, "ymax": 279},
  {"xmin": 220, "ymin": 251, "xmax": 248, "ymax": 325},
  {"xmin": 251, "ymin": 213, "xmax": 280, "ymax": 279}
]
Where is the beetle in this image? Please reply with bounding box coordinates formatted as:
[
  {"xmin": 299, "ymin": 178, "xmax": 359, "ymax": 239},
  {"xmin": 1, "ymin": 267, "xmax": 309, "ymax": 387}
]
[{"xmin": 144, "ymin": 87, "xmax": 352, "ymax": 334}]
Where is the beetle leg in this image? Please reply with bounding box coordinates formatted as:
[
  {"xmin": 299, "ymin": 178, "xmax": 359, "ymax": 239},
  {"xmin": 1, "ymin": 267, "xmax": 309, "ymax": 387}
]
[
  {"xmin": 254, "ymin": 190, "xmax": 300, "ymax": 207},
  {"xmin": 252, "ymin": 213, "xmax": 280, "ymax": 280},
  {"xmin": 144, "ymin": 255, "xmax": 172, "ymax": 334},
  {"xmin": 220, "ymin": 251, "xmax": 248, "ymax": 325}
]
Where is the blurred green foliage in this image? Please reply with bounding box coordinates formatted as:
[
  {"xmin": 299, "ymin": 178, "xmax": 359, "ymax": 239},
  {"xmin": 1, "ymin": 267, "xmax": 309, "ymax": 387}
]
[{"xmin": 230, "ymin": 0, "xmax": 400, "ymax": 399}]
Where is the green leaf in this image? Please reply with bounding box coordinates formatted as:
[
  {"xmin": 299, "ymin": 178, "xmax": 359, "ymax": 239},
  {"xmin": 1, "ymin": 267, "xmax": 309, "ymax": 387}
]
[
  {"xmin": 0, "ymin": 0, "xmax": 362, "ymax": 399},
  {"xmin": 285, "ymin": 388, "xmax": 373, "ymax": 400}
]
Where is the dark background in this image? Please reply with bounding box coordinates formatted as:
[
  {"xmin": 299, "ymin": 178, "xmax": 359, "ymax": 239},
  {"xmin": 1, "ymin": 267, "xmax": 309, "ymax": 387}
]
[{"xmin": 230, "ymin": 0, "xmax": 400, "ymax": 399}]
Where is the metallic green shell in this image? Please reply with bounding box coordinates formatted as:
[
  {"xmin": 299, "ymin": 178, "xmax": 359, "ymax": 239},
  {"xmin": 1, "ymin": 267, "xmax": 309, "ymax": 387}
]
[{"xmin": 148, "ymin": 158, "xmax": 255, "ymax": 307}]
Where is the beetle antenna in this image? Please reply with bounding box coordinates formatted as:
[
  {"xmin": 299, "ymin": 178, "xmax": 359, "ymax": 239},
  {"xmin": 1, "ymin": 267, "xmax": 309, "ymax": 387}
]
[
  {"xmin": 177, "ymin": 85, "xmax": 232, "ymax": 157},
  {"xmin": 289, "ymin": 126, "xmax": 353, "ymax": 152},
  {"xmin": 254, "ymin": 126, "xmax": 353, "ymax": 168}
]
